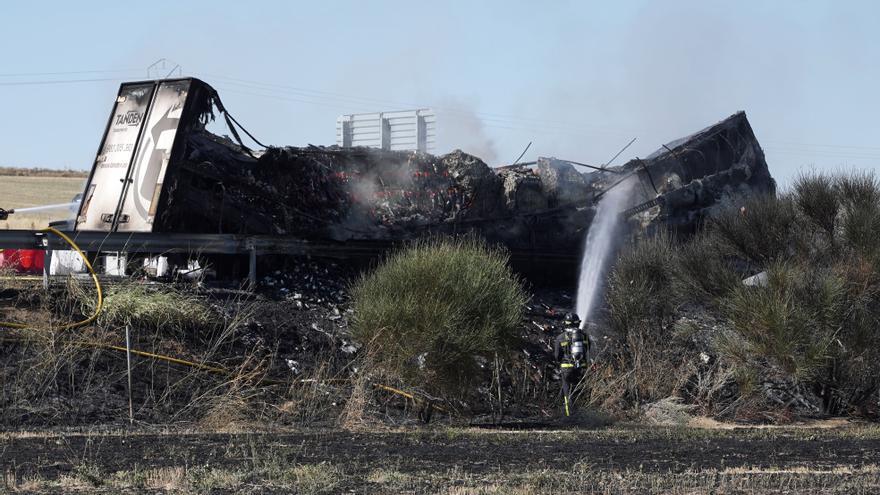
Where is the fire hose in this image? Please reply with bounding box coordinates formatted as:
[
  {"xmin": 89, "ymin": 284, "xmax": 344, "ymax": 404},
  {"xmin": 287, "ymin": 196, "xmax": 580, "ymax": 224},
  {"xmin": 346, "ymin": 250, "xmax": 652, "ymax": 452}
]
[
  {"xmin": 0, "ymin": 228, "xmax": 258, "ymax": 382},
  {"xmin": 0, "ymin": 227, "xmax": 103, "ymax": 330},
  {"xmin": 0, "ymin": 228, "xmax": 447, "ymax": 415}
]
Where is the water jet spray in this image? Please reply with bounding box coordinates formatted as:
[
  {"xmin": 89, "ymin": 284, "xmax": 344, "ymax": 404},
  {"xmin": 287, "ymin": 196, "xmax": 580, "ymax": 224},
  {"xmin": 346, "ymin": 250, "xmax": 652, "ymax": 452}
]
[
  {"xmin": 0, "ymin": 201, "xmax": 80, "ymax": 221},
  {"xmin": 574, "ymin": 177, "xmax": 636, "ymax": 328}
]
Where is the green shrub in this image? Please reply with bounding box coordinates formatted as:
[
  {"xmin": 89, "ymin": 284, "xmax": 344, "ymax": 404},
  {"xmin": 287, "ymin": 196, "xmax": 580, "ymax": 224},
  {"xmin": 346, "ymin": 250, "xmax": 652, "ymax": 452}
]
[
  {"xmin": 607, "ymin": 233, "xmax": 680, "ymax": 337},
  {"xmin": 833, "ymin": 171, "xmax": 880, "ymax": 258},
  {"xmin": 793, "ymin": 172, "xmax": 840, "ymax": 241},
  {"xmin": 350, "ymin": 236, "xmax": 527, "ymax": 397},
  {"xmin": 720, "ymin": 262, "xmax": 840, "ymax": 382},
  {"xmin": 836, "ymin": 170, "xmax": 880, "ymax": 211},
  {"xmin": 710, "ymin": 194, "xmax": 798, "ymax": 265},
  {"xmin": 676, "ymin": 231, "xmax": 740, "ymax": 303},
  {"xmin": 602, "ymin": 171, "xmax": 880, "ymax": 417}
]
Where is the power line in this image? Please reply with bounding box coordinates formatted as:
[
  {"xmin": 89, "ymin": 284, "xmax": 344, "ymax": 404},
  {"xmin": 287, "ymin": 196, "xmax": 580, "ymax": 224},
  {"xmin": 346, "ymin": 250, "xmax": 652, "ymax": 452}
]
[
  {"xmin": 764, "ymin": 148, "xmax": 880, "ymax": 161},
  {"xmin": 215, "ymin": 85, "xmax": 636, "ymax": 141},
  {"xmin": 764, "ymin": 140, "xmax": 880, "ymax": 152},
  {"xmin": 215, "ymin": 86, "xmax": 379, "ymax": 111},
  {"xmin": 211, "ymin": 79, "xmax": 633, "ymax": 138},
  {"xmin": 2, "ymin": 68, "xmax": 879, "ymax": 158},
  {"xmin": 0, "ymin": 69, "xmax": 140, "ymax": 78},
  {"xmin": 0, "ymin": 77, "xmax": 122, "ymax": 86},
  {"xmin": 203, "ymin": 72, "xmax": 636, "ymax": 137}
]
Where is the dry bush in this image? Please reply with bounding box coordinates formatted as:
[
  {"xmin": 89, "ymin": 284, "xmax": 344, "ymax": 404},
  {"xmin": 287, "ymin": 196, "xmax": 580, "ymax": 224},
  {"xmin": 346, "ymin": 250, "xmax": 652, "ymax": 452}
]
[
  {"xmin": 0, "ymin": 277, "xmax": 308, "ymax": 427},
  {"xmin": 595, "ymin": 233, "xmax": 698, "ymax": 414},
  {"xmin": 599, "ymin": 171, "xmax": 880, "ymax": 419},
  {"xmin": 338, "ymin": 347, "xmax": 387, "ymax": 430},
  {"xmin": 0, "ymin": 271, "xmax": 362, "ymax": 428},
  {"xmin": 338, "ymin": 372, "xmax": 371, "ymax": 430},
  {"xmin": 599, "ymin": 172, "xmax": 880, "ymax": 419},
  {"xmin": 275, "ymin": 354, "xmax": 346, "ymax": 425},
  {"xmin": 0, "ymin": 326, "xmax": 122, "ymax": 424}
]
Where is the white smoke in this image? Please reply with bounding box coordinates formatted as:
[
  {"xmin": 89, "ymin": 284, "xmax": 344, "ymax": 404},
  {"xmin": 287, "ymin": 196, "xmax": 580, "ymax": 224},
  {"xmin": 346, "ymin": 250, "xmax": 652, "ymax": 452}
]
[
  {"xmin": 575, "ymin": 177, "xmax": 636, "ymax": 325},
  {"xmin": 435, "ymin": 98, "xmax": 498, "ymax": 164}
]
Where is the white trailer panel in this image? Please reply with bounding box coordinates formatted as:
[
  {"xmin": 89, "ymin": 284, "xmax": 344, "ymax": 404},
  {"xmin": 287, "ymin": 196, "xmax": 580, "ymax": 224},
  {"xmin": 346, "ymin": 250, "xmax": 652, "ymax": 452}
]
[
  {"xmin": 117, "ymin": 80, "xmax": 191, "ymax": 232},
  {"xmin": 76, "ymin": 83, "xmax": 155, "ymax": 231}
]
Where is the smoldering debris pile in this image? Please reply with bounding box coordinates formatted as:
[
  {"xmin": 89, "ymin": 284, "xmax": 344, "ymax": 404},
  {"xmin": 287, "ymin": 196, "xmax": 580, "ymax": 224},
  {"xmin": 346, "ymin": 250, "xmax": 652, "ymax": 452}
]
[
  {"xmin": 247, "ymin": 260, "xmax": 358, "ymax": 376},
  {"xmin": 156, "ymin": 133, "xmax": 595, "ymax": 256},
  {"xmin": 153, "ymin": 110, "xmax": 774, "ymax": 263}
]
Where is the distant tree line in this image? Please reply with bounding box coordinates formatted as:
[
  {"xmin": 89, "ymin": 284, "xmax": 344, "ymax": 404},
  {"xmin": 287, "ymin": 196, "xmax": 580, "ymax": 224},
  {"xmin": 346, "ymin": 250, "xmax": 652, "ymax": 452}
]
[{"xmin": 0, "ymin": 166, "xmax": 88, "ymax": 178}]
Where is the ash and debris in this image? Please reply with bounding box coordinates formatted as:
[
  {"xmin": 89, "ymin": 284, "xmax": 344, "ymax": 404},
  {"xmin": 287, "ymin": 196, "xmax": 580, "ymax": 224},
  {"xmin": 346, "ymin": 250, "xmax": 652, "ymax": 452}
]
[
  {"xmin": 230, "ymin": 260, "xmax": 359, "ymax": 377},
  {"xmin": 623, "ymin": 111, "xmax": 775, "ymax": 235}
]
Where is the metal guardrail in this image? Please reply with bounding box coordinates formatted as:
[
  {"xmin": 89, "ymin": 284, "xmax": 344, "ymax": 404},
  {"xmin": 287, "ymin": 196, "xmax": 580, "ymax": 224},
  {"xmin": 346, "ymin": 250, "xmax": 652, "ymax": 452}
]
[
  {"xmin": 0, "ymin": 230, "xmax": 579, "ymax": 285},
  {"xmin": 0, "ymin": 230, "xmax": 368, "ymax": 286},
  {"xmin": 0, "ymin": 230, "xmax": 300, "ymax": 254}
]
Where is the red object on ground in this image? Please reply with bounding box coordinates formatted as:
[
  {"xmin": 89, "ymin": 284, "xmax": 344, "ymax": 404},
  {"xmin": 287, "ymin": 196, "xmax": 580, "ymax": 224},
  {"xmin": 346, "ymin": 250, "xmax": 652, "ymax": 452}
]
[{"xmin": 0, "ymin": 249, "xmax": 45, "ymax": 273}]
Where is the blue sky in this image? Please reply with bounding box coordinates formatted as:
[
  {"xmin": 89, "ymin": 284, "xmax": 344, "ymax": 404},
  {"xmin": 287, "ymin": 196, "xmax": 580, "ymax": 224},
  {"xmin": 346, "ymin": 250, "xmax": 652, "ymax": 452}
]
[{"xmin": 2, "ymin": 0, "xmax": 878, "ymax": 188}]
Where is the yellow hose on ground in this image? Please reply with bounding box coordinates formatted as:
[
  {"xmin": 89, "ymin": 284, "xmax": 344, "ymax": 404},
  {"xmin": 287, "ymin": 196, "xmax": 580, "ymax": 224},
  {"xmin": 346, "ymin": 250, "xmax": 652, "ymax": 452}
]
[
  {"xmin": 0, "ymin": 227, "xmax": 103, "ymax": 330},
  {"xmin": 373, "ymin": 383, "xmax": 449, "ymax": 414}
]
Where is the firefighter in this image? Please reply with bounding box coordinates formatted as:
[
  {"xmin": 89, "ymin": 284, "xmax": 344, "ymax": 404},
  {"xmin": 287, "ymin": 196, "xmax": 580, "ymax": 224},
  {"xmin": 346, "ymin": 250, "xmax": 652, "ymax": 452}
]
[{"xmin": 553, "ymin": 312, "xmax": 589, "ymax": 417}]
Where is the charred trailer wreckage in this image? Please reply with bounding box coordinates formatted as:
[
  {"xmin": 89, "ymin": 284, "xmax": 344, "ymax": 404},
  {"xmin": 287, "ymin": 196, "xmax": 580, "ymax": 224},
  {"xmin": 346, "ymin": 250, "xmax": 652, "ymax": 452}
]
[
  {"xmin": 66, "ymin": 78, "xmax": 598, "ymax": 280},
  {"xmin": 1, "ymin": 78, "xmax": 774, "ymax": 283}
]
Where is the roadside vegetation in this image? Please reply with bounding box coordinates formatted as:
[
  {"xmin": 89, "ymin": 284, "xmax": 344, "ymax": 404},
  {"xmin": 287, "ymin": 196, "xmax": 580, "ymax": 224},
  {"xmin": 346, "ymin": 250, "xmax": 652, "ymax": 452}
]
[
  {"xmin": 0, "ymin": 280, "xmax": 329, "ymax": 428},
  {"xmin": 351, "ymin": 236, "xmax": 528, "ymax": 401},
  {"xmin": 598, "ymin": 170, "xmax": 880, "ymax": 421}
]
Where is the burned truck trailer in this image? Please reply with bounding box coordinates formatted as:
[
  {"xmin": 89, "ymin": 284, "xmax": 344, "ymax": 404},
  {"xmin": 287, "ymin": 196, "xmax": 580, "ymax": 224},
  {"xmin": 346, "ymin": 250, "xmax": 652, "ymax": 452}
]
[
  {"xmin": 72, "ymin": 78, "xmax": 774, "ymax": 280},
  {"xmin": 75, "ymin": 78, "xmax": 598, "ymax": 267}
]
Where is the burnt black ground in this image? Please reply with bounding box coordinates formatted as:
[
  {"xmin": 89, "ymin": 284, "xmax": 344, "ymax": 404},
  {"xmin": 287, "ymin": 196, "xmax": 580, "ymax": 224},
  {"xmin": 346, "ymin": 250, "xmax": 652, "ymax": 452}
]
[{"xmin": 3, "ymin": 426, "xmax": 879, "ymax": 489}]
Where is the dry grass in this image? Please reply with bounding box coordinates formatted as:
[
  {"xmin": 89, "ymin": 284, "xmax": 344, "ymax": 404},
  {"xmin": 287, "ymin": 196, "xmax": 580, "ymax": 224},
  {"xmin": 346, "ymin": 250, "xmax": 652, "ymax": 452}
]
[
  {"xmin": 6, "ymin": 427, "xmax": 880, "ymax": 493},
  {"xmin": 88, "ymin": 283, "xmax": 214, "ymax": 332},
  {"xmin": 0, "ymin": 280, "xmax": 331, "ymax": 429},
  {"xmin": 12, "ymin": 459, "xmax": 877, "ymax": 494},
  {"xmin": 8, "ymin": 461, "xmax": 343, "ymax": 494},
  {"xmin": 0, "ymin": 176, "xmax": 84, "ymax": 230}
]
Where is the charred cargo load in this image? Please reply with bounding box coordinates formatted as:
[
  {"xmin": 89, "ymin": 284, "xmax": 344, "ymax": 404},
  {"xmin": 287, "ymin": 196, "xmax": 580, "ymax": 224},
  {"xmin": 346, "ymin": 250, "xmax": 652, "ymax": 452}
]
[
  {"xmin": 620, "ymin": 112, "xmax": 776, "ymax": 233},
  {"xmin": 75, "ymin": 78, "xmax": 774, "ymax": 261},
  {"xmin": 162, "ymin": 137, "xmax": 600, "ymax": 256}
]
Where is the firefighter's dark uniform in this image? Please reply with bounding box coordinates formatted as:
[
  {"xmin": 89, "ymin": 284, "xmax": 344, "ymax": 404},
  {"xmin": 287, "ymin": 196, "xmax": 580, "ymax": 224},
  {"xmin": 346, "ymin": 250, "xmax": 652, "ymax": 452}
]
[{"xmin": 554, "ymin": 328, "xmax": 588, "ymax": 416}]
